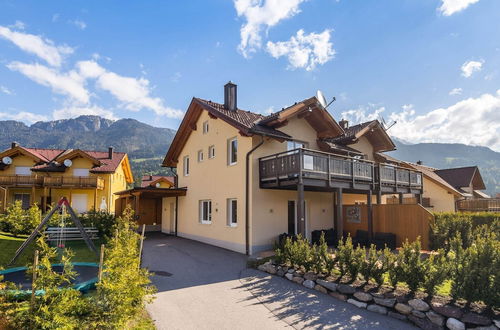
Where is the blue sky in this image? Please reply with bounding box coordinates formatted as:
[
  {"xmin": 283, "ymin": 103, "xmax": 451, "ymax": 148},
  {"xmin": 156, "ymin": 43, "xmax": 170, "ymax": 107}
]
[{"xmin": 0, "ymin": 0, "xmax": 499, "ymax": 150}]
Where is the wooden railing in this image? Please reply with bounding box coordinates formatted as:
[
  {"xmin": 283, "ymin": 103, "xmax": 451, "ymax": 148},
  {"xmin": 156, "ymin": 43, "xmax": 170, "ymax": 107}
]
[
  {"xmin": 0, "ymin": 175, "xmax": 43, "ymax": 186},
  {"xmin": 259, "ymin": 148, "xmax": 422, "ymax": 190},
  {"xmin": 457, "ymin": 199, "xmax": 500, "ymax": 212},
  {"xmin": 43, "ymin": 176, "xmax": 105, "ymax": 189}
]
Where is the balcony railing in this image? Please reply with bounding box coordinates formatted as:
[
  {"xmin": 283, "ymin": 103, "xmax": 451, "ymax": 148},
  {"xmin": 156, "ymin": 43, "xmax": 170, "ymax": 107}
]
[
  {"xmin": 43, "ymin": 176, "xmax": 105, "ymax": 189},
  {"xmin": 259, "ymin": 148, "xmax": 422, "ymax": 191},
  {"xmin": 0, "ymin": 175, "xmax": 43, "ymax": 186},
  {"xmin": 457, "ymin": 198, "xmax": 500, "ymax": 212},
  {"xmin": 0, "ymin": 175, "xmax": 104, "ymax": 189}
]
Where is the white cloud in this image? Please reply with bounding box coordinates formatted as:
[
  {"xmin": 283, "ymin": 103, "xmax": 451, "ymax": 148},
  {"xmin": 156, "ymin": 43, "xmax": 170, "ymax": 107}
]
[
  {"xmin": 461, "ymin": 60, "xmax": 483, "ymax": 77},
  {"xmin": 52, "ymin": 105, "xmax": 117, "ymax": 120},
  {"xmin": 69, "ymin": 19, "xmax": 87, "ymax": 30},
  {"xmin": 341, "ymin": 104, "xmax": 386, "ymax": 123},
  {"xmin": 0, "ymin": 25, "xmax": 73, "ymax": 67},
  {"xmin": 266, "ymin": 29, "xmax": 335, "ymax": 71},
  {"xmin": 344, "ymin": 91, "xmax": 500, "ymax": 152},
  {"xmin": 449, "ymin": 87, "xmax": 463, "ymax": 95},
  {"xmin": 439, "ymin": 0, "xmax": 480, "ymax": 16},
  {"xmin": 9, "ymin": 21, "xmax": 26, "ymax": 30},
  {"xmin": 234, "ymin": 0, "xmax": 307, "ymax": 58},
  {"xmin": 0, "ymin": 110, "xmax": 48, "ymax": 123},
  {"xmin": 0, "ymin": 85, "xmax": 14, "ymax": 95},
  {"xmin": 7, "ymin": 61, "xmax": 89, "ymax": 103},
  {"xmin": 77, "ymin": 60, "xmax": 184, "ymax": 118}
]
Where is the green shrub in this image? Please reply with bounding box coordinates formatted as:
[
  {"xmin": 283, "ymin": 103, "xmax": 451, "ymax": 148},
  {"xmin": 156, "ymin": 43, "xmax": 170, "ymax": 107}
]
[
  {"xmin": 422, "ymin": 249, "xmax": 450, "ymax": 296},
  {"xmin": 79, "ymin": 210, "xmax": 117, "ymax": 241},
  {"xmin": 360, "ymin": 244, "xmax": 391, "ymax": 287},
  {"xmin": 311, "ymin": 233, "xmax": 335, "ymax": 274},
  {"xmin": 0, "ymin": 201, "xmax": 41, "ymax": 236},
  {"xmin": 394, "ymin": 238, "xmax": 425, "ymax": 293},
  {"xmin": 87, "ymin": 207, "xmax": 156, "ymax": 328},
  {"xmin": 337, "ymin": 236, "xmax": 365, "ymax": 282},
  {"xmin": 450, "ymin": 231, "xmax": 500, "ymax": 307}
]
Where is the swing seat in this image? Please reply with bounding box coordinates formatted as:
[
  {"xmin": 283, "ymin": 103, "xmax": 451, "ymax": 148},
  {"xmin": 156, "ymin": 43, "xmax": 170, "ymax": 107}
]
[{"xmin": 45, "ymin": 227, "xmax": 99, "ymax": 241}]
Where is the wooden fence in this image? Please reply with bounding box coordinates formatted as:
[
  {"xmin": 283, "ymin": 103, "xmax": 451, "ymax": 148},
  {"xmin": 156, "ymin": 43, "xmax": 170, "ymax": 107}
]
[
  {"xmin": 343, "ymin": 204, "xmax": 434, "ymax": 249},
  {"xmin": 457, "ymin": 199, "xmax": 500, "ymax": 212}
]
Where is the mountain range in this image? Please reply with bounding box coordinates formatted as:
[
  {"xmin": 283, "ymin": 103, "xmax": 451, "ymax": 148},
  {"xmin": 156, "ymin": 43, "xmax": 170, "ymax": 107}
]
[{"xmin": 0, "ymin": 116, "xmax": 498, "ymax": 195}]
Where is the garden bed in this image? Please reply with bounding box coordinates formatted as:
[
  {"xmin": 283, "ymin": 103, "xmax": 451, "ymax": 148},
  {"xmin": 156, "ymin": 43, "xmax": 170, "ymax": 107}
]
[{"xmin": 257, "ymin": 261, "xmax": 499, "ymax": 329}]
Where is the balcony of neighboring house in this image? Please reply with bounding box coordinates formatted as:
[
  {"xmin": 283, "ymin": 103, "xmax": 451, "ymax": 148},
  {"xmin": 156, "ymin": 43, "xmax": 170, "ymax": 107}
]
[
  {"xmin": 0, "ymin": 174, "xmax": 104, "ymax": 190},
  {"xmin": 42, "ymin": 176, "xmax": 105, "ymax": 190},
  {"xmin": 259, "ymin": 148, "xmax": 423, "ymax": 195},
  {"xmin": 457, "ymin": 198, "xmax": 500, "ymax": 212}
]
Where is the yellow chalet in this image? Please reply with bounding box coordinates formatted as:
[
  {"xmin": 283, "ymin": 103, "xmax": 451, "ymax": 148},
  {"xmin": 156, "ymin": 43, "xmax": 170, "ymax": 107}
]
[
  {"xmin": 0, "ymin": 143, "xmax": 134, "ymax": 213},
  {"xmin": 162, "ymin": 82, "xmax": 427, "ymax": 255}
]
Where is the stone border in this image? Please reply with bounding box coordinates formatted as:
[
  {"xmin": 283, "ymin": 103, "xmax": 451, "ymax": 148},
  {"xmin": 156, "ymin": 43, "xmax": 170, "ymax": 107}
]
[{"xmin": 257, "ymin": 262, "xmax": 499, "ymax": 330}]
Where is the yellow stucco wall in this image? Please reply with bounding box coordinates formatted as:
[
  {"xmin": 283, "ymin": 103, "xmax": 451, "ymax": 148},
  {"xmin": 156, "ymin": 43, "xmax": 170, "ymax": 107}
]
[
  {"xmin": 349, "ymin": 136, "xmax": 375, "ymax": 160},
  {"xmin": 422, "ymin": 177, "xmax": 457, "ymax": 212},
  {"xmin": 175, "ymin": 110, "xmax": 252, "ymax": 253}
]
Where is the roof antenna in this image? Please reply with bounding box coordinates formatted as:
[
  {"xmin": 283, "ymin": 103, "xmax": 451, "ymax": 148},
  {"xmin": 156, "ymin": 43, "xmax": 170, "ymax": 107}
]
[
  {"xmin": 380, "ymin": 116, "xmax": 397, "ymax": 131},
  {"xmin": 316, "ymin": 90, "xmax": 336, "ymax": 109}
]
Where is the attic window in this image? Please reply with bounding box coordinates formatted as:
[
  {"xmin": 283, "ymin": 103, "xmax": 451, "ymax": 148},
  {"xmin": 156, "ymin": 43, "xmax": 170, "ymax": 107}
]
[
  {"xmin": 203, "ymin": 121, "xmax": 209, "ymax": 134},
  {"xmin": 198, "ymin": 150, "xmax": 204, "ymax": 162}
]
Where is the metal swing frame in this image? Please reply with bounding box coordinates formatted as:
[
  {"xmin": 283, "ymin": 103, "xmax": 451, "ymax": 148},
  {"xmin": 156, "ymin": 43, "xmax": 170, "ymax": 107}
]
[{"xmin": 9, "ymin": 197, "xmax": 98, "ymax": 266}]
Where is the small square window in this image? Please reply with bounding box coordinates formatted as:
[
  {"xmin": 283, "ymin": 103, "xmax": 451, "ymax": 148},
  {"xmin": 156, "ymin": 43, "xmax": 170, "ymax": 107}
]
[
  {"xmin": 203, "ymin": 121, "xmax": 209, "ymax": 134},
  {"xmin": 208, "ymin": 145, "xmax": 215, "ymax": 159},
  {"xmin": 199, "ymin": 200, "xmax": 212, "ymax": 224},
  {"xmin": 227, "ymin": 199, "xmax": 237, "ymax": 227},
  {"xmin": 198, "ymin": 150, "xmax": 204, "ymax": 162},
  {"xmin": 183, "ymin": 155, "xmax": 190, "ymax": 176}
]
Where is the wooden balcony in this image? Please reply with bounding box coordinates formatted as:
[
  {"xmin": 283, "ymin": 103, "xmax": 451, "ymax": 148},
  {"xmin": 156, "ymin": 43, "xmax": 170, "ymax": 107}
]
[
  {"xmin": 259, "ymin": 148, "xmax": 422, "ymax": 194},
  {"xmin": 0, "ymin": 175, "xmax": 104, "ymax": 190},
  {"xmin": 0, "ymin": 175, "xmax": 43, "ymax": 187},
  {"xmin": 43, "ymin": 176, "xmax": 105, "ymax": 190},
  {"xmin": 457, "ymin": 198, "xmax": 500, "ymax": 212}
]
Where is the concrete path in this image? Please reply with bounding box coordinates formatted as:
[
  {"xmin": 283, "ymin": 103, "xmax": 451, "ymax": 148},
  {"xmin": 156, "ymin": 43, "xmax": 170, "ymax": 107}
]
[{"xmin": 143, "ymin": 233, "xmax": 416, "ymax": 330}]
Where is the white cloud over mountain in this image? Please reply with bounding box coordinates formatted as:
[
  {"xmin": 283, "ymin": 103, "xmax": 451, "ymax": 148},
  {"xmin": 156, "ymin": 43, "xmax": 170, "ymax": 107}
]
[
  {"xmin": 0, "ymin": 110, "xmax": 48, "ymax": 123},
  {"xmin": 0, "ymin": 25, "xmax": 183, "ymax": 121},
  {"xmin": 341, "ymin": 90, "xmax": 500, "ymax": 151},
  {"xmin": 266, "ymin": 29, "xmax": 335, "ymax": 71},
  {"xmin": 439, "ymin": 0, "xmax": 480, "ymax": 16}
]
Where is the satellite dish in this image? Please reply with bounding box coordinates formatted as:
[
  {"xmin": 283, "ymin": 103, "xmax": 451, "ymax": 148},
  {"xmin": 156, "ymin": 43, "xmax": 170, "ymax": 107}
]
[
  {"xmin": 64, "ymin": 159, "xmax": 73, "ymax": 167},
  {"xmin": 316, "ymin": 90, "xmax": 328, "ymax": 108},
  {"xmin": 155, "ymin": 182, "xmax": 161, "ymax": 188},
  {"xmin": 2, "ymin": 156, "xmax": 12, "ymax": 165}
]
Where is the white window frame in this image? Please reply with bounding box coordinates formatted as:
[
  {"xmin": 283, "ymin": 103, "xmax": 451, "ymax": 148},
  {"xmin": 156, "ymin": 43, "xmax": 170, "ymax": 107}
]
[
  {"xmin": 183, "ymin": 155, "xmax": 190, "ymax": 176},
  {"xmin": 203, "ymin": 121, "xmax": 209, "ymax": 134},
  {"xmin": 198, "ymin": 150, "xmax": 204, "ymax": 162},
  {"xmin": 228, "ymin": 137, "xmax": 238, "ymax": 166},
  {"xmin": 199, "ymin": 200, "xmax": 212, "ymax": 224},
  {"xmin": 227, "ymin": 198, "xmax": 237, "ymax": 227},
  {"xmin": 208, "ymin": 145, "xmax": 215, "ymax": 159}
]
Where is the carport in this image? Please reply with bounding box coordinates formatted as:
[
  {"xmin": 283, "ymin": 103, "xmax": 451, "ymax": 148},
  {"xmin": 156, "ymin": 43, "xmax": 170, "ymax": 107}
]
[{"xmin": 115, "ymin": 187, "xmax": 186, "ymax": 232}]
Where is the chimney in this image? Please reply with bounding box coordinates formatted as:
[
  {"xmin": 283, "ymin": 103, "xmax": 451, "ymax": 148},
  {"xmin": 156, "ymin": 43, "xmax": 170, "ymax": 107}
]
[
  {"xmin": 416, "ymin": 160, "xmax": 423, "ymax": 165},
  {"xmin": 150, "ymin": 175, "xmax": 153, "ymax": 181},
  {"xmin": 108, "ymin": 146, "xmax": 113, "ymax": 159},
  {"xmin": 11, "ymin": 142, "xmax": 18, "ymax": 149},
  {"xmin": 224, "ymin": 81, "xmax": 237, "ymax": 111},
  {"xmin": 339, "ymin": 119, "xmax": 349, "ymax": 130}
]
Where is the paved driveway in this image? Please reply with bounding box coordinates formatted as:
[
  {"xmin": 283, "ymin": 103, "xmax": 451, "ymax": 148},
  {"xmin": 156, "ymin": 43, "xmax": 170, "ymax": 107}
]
[{"xmin": 143, "ymin": 233, "xmax": 416, "ymax": 330}]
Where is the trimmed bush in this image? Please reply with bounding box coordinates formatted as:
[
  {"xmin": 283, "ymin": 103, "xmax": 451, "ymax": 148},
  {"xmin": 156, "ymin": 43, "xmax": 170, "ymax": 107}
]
[
  {"xmin": 360, "ymin": 244, "xmax": 391, "ymax": 287},
  {"xmin": 337, "ymin": 236, "xmax": 365, "ymax": 282},
  {"xmin": 0, "ymin": 201, "xmax": 41, "ymax": 236}
]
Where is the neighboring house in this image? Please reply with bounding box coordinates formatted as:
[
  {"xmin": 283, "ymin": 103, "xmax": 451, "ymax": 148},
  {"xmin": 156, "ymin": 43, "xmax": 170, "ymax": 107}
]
[
  {"xmin": 140, "ymin": 175, "xmax": 174, "ymax": 188},
  {"xmin": 161, "ymin": 82, "xmax": 425, "ymax": 254},
  {"xmin": 0, "ymin": 143, "xmax": 134, "ymax": 213},
  {"xmin": 433, "ymin": 166, "xmax": 488, "ymax": 199}
]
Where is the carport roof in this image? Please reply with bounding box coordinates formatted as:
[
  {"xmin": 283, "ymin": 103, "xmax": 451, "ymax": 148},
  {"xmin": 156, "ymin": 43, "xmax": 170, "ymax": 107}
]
[{"xmin": 115, "ymin": 187, "xmax": 187, "ymax": 199}]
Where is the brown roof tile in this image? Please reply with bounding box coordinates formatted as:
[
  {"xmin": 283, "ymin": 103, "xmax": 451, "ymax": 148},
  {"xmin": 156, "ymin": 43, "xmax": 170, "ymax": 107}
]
[{"xmin": 434, "ymin": 166, "xmax": 485, "ymax": 190}]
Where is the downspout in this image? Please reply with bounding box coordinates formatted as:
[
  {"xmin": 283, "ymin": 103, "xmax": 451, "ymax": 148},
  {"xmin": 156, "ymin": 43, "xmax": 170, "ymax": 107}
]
[
  {"xmin": 169, "ymin": 166, "xmax": 179, "ymax": 237},
  {"xmin": 245, "ymin": 135, "xmax": 265, "ymax": 255},
  {"xmin": 175, "ymin": 196, "xmax": 179, "ymax": 237}
]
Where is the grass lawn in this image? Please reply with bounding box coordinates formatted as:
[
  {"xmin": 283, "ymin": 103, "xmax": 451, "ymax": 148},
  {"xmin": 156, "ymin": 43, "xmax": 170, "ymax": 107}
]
[{"xmin": 0, "ymin": 231, "xmax": 101, "ymax": 269}]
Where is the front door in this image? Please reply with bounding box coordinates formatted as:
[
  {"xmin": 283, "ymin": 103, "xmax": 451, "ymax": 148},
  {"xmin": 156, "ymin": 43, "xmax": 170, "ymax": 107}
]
[{"xmin": 288, "ymin": 200, "xmax": 308, "ymax": 237}]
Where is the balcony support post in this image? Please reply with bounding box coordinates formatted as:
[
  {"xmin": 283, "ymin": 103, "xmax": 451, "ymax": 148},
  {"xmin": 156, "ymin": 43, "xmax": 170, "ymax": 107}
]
[
  {"xmin": 30, "ymin": 185, "xmax": 35, "ymax": 206},
  {"xmin": 336, "ymin": 187, "xmax": 343, "ymax": 242},
  {"xmin": 297, "ymin": 149, "xmax": 306, "ymax": 237},
  {"xmin": 94, "ymin": 189, "xmax": 98, "ymax": 210},
  {"xmin": 399, "ymin": 193, "xmax": 403, "ymax": 204},
  {"xmin": 367, "ymin": 190, "xmax": 373, "ymax": 241},
  {"xmin": 417, "ymin": 193, "xmax": 422, "ymax": 205}
]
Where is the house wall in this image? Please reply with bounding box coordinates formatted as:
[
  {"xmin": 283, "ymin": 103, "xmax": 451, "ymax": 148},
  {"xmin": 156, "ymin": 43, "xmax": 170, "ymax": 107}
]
[
  {"xmin": 161, "ymin": 197, "xmax": 176, "ymax": 234},
  {"xmin": 350, "ymin": 136, "xmax": 375, "ymax": 160},
  {"xmin": 175, "ymin": 110, "xmax": 252, "ymax": 253},
  {"xmin": 422, "ymin": 177, "xmax": 457, "ymax": 212}
]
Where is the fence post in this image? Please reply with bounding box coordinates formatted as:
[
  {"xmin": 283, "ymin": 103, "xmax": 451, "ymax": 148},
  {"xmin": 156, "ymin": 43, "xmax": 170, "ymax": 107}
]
[
  {"xmin": 98, "ymin": 244, "xmax": 105, "ymax": 282},
  {"xmin": 30, "ymin": 250, "xmax": 39, "ymax": 312},
  {"xmin": 138, "ymin": 224, "xmax": 146, "ymax": 269}
]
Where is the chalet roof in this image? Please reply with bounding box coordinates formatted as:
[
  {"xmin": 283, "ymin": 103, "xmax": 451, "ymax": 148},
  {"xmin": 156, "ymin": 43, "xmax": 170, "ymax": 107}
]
[
  {"xmin": 141, "ymin": 175, "xmax": 174, "ymax": 188},
  {"xmin": 435, "ymin": 166, "xmax": 486, "ymax": 191},
  {"xmin": 0, "ymin": 146, "xmax": 128, "ymax": 174},
  {"xmin": 317, "ymin": 140, "xmax": 365, "ymax": 156},
  {"xmin": 324, "ymin": 120, "xmax": 396, "ymax": 153}
]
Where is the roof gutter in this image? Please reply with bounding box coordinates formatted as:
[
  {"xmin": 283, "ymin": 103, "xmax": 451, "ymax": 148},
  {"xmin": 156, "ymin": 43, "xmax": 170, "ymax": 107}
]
[{"xmin": 245, "ymin": 135, "xmax": 265, "ymax": 256}]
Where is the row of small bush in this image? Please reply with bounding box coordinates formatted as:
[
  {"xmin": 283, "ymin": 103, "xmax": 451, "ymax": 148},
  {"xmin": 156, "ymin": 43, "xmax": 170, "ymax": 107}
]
[
  {"xmin": 0, "ymin": 208, "xmax": 155, "ymax": 329},
  {"xmin": 0, "ymin": 201, "xmax": 118, "ymax": 240},
  {"xmin": 430, "ymin": 212, "xmax": 500, "ymax": 251},
  {"xmin": 275, "ymin": 232, "xmax": 499, "ymax": 308}
]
